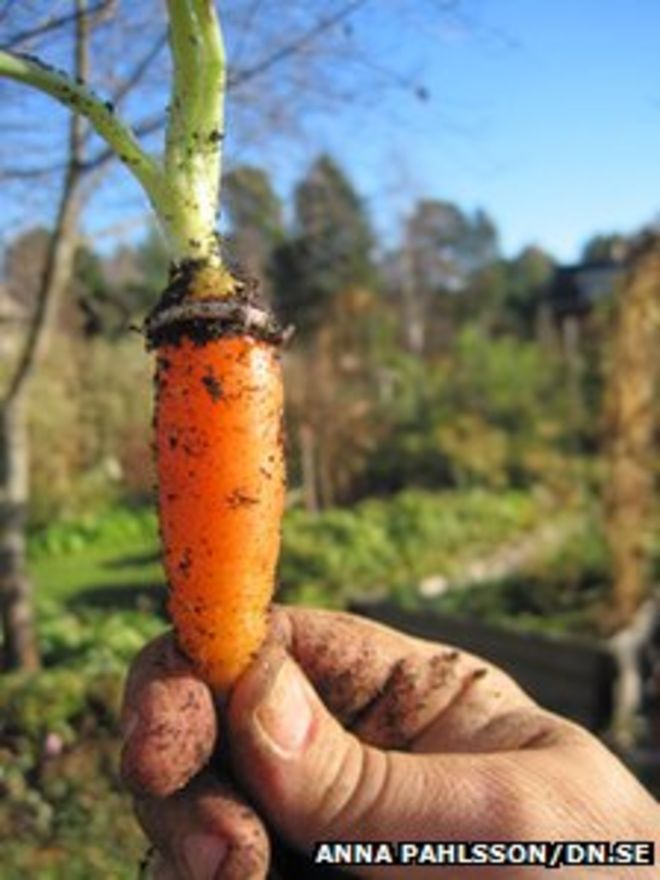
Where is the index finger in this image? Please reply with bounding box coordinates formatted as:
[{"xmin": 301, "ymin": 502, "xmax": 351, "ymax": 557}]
[
  {"xmin": 121, "ymin": 632, "xmax": 217, "ymax": 797},
  {"xmin": 277, "ymin": 606, "xmax": 535, "ymax": 750}
]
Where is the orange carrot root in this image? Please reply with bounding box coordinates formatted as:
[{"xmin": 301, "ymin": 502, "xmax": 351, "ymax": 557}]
[{"xmin": 155, "ymin": 334, "xmax": 285, "ymax": 691}]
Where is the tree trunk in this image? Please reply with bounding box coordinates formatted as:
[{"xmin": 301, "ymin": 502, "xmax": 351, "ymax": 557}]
[
  {"xmin": 0, "ymin": 1, "xmax": 92, "ymax": 672},
  {"xmin": 316, "ymin": 434, "xmax": 335, "ymax": 510},
  {"xmin": 562, "ymin": 314, "xmax": 584, "ymax": 444},
  {"xmin": 604, "ymin": 234, "xmax": 660, "ymax": 627},
  {"xmin": 0, "ymin": 396, "xmax": 38, "ymax": 670},
  {"xmin": 0, "ymin": 178, "xmax": 83, "ymax": 669},
  {"xmin": 298, "ymin": 423, "xmax": 320, "ymax": 513},
  {"xmin": 401, "ymin": 231, "xmax": 425, "ymax": 356}
]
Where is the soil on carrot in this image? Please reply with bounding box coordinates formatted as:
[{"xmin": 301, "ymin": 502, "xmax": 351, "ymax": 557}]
[
  {"xmin": 144, "ymin": 263, "xmax": 284, "ymax": 349},
  {"xmin": 226, "ymin": 489, "xmax": 260, "ymax": 509},
  {"xmin": 146, "ymin": 301, "xmax": 283, "ymax": 349},
  {"xmin": 201, "ymin": 366, "xmax": 223, "ymax": 402},
  {"xmin": 159, "ymin": 259, "xmax": 258, "ymax": 311}
]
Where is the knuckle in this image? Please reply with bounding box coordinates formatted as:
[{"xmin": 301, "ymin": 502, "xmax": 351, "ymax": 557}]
[{"xmin": 317, "ymin": 741, "xmax": 391, "ymax": 838}]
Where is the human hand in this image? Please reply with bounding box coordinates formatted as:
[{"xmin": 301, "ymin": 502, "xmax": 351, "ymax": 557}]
[{"xmin": 121, "ymin": 606, "xmax": 660, "ymax": 879}]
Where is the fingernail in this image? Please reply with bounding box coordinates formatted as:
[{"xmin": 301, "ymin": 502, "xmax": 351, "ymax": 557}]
[
  {"xmin": 254, "ymin": 658, "xmax": 313, "ymax": 756},
  {"xmin": 182, "ymin": 832, "xmax": 228, "ymax": 880}
]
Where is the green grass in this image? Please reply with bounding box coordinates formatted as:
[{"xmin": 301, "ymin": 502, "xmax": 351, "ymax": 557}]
[
  {"xmin": 31, "ymin": 540, "xmax": 163, "ymax": 609},
  {"xmin": 29, "ymin": 506, "xmax": 162, "ymax": 606}
]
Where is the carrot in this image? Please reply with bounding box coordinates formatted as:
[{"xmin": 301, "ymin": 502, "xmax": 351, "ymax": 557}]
[
  {"xmin": 0, "ymin": 2, "xmax": 288, "ymax": 692},
  {"xmin": 152, "ymin": 328, "xmax": 284, "ymax": 690}
]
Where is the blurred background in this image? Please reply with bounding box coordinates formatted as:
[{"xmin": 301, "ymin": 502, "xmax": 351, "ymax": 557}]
[{"xmin": 0, "ymin": 2, "xmax": 659, "ymax": 876}]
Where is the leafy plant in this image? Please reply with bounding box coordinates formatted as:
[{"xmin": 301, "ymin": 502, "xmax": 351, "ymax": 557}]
[{"xmin": 279, "ymin": 488, "xmax": 542, "ymax": 605}]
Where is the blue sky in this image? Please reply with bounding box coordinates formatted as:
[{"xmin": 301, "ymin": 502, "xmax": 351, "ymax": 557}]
[
  {"xmin": 300, "ymin": 0, "xmax": 660, "ymax": 261},
  {"xmin": 3, "ymin": 1, "xmax": 660, "ymax": 265}
]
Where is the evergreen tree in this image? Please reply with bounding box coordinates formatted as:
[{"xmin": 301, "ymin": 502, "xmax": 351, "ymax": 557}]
[
  {"xmin": 581, "ymin": 233, "xmax": 628, "ymax": 263},
  {"xmin": 503, "ymin": 245, "xmax": 555, "ymax": 334},
  {"xmin": 223, "ymin": 165, "xmax": 285, "ymax": 299},
  {"xmin": 273, "ymin": 155, "xmax": 376, "ymax": 331},
  {"xmin": 395, "ymin": 199, "xmax": 500, "ymax": 353}
]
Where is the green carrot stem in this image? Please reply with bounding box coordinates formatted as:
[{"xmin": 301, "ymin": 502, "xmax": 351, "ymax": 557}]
[{"xmin": 0, "ymin": 1, "xmax": 228, "ymax": 270}]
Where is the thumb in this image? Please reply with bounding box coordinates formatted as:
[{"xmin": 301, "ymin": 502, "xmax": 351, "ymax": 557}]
[
  {"xmin": 227, "ymin": 645, "xmax": 496, "ymax": 859},
  {"xmin": 228, "ymin": 645, "xmax": 380, "ymax": 847}
]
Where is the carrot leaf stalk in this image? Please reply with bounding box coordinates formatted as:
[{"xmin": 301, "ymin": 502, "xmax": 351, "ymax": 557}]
[{"xmin": 0, "ymin": 0, "xmax": 233, "ymax": 291}]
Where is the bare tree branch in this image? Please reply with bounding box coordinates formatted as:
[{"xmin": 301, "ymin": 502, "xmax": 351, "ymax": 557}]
[
  {"xmin": 109, "ymin": 28, "xmax": 167, "ymax": 108},
  {"xmin": 228, "ymin": 0, "xmax": 370, "ymax": 88},
  {"xmin": 0, "ymin": 161, "xmax": 66, "ymax": 180},
  {"xmin": 0, "ymin": 29, "xmax": 167, "ymax": 181},
  {"xmin": 3, "ymin": 1, "xmax": 90, "ymax": 406},
  {"xmin": 0, "ymin": 1, "xmax": 21, "ymax": 31},
  {"xmin": 230, "ymin": 0, "xmax": 268, "ymax": 66},
  {"xmin": 1, "ymin": 0, "xmax": 113, "ymax": 51},
  {"xmin": 0, "ymin": 111, "xmax": 166, "ymax": 180}
]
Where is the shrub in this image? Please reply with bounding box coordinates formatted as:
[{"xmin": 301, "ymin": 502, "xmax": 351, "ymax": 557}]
[
  {"xmin": 279, "ymin": 488, "xmax": 541, "ymax": 606},
  {"xmin": 29, "ymin": 335, "xmax": 152, "ymax": 524},
  {"xmin": 29, "ymin": 506, "xmax": 157, "ymax": 560},
  {"xmin": 364, "ymin": 327, "xmax": 574, "ymax": 495},
  {"xmin": 0, "ymin": 604, "xmax": 165, "ymax": 878}
]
